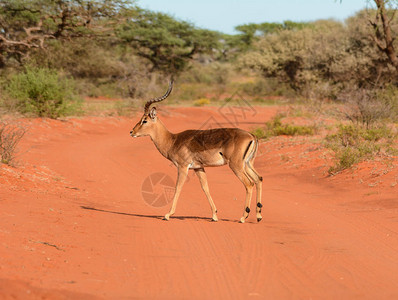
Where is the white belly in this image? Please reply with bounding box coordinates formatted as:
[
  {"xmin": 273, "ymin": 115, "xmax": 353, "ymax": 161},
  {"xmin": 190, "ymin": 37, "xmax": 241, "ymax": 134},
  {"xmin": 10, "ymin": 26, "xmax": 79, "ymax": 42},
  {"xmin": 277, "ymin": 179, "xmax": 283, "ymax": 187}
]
[{"xmin": 189, "ymin": 156, "xmax": 227, "ymax": 169}]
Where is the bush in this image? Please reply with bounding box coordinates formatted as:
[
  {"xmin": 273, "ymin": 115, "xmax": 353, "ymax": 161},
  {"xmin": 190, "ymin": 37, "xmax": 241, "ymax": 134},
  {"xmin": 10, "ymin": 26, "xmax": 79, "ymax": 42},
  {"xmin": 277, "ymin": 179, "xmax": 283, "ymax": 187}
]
[
  {"xmin": 325, "ymin": 124, "xmax": 397, "ymax": 173},
  {"xmin": 251, "ymin": 127, "xmax": 267, "ymax": 139},
  {"xmin": 341, "ymin": 88, "xmax": 394, "ymax": 128},
  {"xmin": 251, "ymin": 114, "xmax": 317, "ymax": 139},
  {"xmin": 376, "ymin": 85, "xmax": 398, "ymax": 123},
  {"xmin": 238, "ymin": 13, "xmax": 398, "ymax": 99},
  {"xmin": 329, "ymin": 147, "xmax": 362, "ymax": 173},
  {"xmin": 271, "ymin": 122, "xmax": 316, "ymax": 136},
  {"xmin": 240, "ymin": 78, "xmax": 295, "ymax": 98},
  {"xmin": 0, "ymin": 123, "xmax": 25, "ymax": 165},
  {"xmin": 5, "ymin": 67, "xmax": 81, "ymax": 118},
  {"xmin": 238, "ymin": 20, "xmax": 349, "ymax": 92},
  {"xmin": 180, "ymin": 62, "xmax": 232, "ymax": 85},
  {"xmin": 175, "ymin": 83, "xmax": 207, "ymax": 101},
  {"xmin": 114, "ymin": 99, "xmax": 140, "ymax": 116}
]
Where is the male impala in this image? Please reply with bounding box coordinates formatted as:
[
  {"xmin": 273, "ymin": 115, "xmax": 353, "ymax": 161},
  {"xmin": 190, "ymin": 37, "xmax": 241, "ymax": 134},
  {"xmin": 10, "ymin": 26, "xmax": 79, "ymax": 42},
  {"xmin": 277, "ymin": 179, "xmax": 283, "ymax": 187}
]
[{"xmin": 130, "ymin": 81, "xmax": 263, "ymax": 223}]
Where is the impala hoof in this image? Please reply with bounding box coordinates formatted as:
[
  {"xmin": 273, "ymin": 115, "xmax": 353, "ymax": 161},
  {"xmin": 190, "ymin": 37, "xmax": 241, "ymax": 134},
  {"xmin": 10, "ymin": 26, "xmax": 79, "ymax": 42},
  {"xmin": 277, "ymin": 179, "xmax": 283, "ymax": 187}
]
[
  {"xmin": 212, "ymin": 215, "xmax": 218, "ymax": 222},
  {"xmin": 257, "ymin": 217, "xmax": 262, "ymax": 222},
  {"xmin": 164, "ymin": 214, "xmax": 170, "ymax": 221},
  {"xmin": 239, "ymin": 217, "xmax": 245, "ymax": 223}
]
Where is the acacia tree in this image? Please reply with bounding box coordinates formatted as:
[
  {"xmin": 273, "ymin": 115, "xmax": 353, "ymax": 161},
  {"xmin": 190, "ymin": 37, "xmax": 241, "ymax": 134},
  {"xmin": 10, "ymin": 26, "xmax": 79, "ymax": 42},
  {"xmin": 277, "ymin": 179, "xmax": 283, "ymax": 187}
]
[
  {"xmin": 117, "ymin": 9, "xmax": 221, "ymax": 74},
  {"xmin": 234, "ymin": 21, "xmax": 311, "ymax": 50},
  {"xmin": 0, "ymin": 0, "xmax": 134, "ymax": 67}
]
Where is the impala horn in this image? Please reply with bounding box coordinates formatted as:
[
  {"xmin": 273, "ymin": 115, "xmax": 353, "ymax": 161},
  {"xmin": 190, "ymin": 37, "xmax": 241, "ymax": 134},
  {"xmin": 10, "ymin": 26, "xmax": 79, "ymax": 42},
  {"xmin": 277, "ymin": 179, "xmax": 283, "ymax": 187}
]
[{"xmin": 144, "ymin": 80, "xmax": 173, "ymax": 114}]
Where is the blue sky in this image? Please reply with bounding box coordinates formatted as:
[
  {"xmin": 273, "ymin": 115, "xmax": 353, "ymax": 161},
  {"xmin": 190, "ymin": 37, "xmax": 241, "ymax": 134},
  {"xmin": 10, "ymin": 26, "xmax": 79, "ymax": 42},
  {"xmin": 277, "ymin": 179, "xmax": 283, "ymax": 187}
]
[{"xmin": 137, "ymin": 0, "xmax": 370, "ymax": 34}]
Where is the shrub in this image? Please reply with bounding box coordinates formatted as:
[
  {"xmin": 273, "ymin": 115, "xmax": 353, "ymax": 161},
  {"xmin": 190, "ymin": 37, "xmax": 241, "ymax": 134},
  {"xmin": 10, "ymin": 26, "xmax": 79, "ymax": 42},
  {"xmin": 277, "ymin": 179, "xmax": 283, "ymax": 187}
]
[
  {"xmin": 341, "ymin": 88, "xmax": 393, "ymax": 128},
  {"xmin": 181, "ymin": 62, "xmax": 231, "ymax": 85},
  {"xmin": 272, "ymin": 122, "xmax": 315, "ymax": 136},
  {"xmin": 266, "ymin": 115, "xmax": 316, "ymax": 136},
  {"xmin": 328, "ymin": 147, "xmax": 362, "ymax": 174},
  {"xmin": 238, "ymin": 12, "xmax": 398, "ymax": 99},
  {"xmin": 251, "ymin": 114, "xmax": 317, "ymax": 139},
  {"xmin": 175, "ymin": 83, "xmax": 207, "ymax": 101},
  {"xmin": 376, "ymin": 85, "xmax": 398, "ymax": 123},
  {"xmin": 325, "ymin": 124, "xmax": 397, "ymax": 173},
  {"xmin": 114, "ymin": 99, "xmax": 140, "ymax": 116},
  {"xmin": 251, "ymin": 127, "xmax": 267, "ymax": 139},
  {"xmin": 5, "ymin": 67, "xmax": 81, "ymax": 118},
  {"xmin": 238, "ymin": 20, "xmax": 349, "ymax": 92},
  {"xmin": 0, "ymin": 123, "xmax": 25, "ymax": 165},
  {"xmin": 240, "ymin": 78, "xmax": 295, "ymax": 98}
]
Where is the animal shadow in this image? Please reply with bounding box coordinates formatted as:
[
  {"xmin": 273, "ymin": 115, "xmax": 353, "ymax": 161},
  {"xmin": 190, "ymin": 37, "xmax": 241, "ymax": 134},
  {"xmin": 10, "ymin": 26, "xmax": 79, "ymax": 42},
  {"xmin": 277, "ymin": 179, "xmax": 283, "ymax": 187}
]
[{"xmin": 80, "ymin": 206, "xmax": 239, "ymax": 223}]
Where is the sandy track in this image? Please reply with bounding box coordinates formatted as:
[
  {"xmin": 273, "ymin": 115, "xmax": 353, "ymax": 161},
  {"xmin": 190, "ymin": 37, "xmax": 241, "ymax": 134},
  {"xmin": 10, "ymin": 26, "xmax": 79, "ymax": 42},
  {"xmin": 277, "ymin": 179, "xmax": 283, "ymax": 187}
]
[{"xmin": 0, "ymin": 107, "xmax": 397, "ymax": 299}]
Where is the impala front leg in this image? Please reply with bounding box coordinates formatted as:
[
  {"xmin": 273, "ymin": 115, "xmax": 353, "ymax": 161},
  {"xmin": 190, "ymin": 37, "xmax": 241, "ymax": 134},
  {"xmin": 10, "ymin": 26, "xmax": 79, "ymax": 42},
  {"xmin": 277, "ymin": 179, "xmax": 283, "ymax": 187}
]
[
  {"xmin": 164, "ymin": 166, "xmax": 188, "ymax": 220},
  {"xmin": 195, "ymin": 168, "xmax": 218, "ymax": 222}
]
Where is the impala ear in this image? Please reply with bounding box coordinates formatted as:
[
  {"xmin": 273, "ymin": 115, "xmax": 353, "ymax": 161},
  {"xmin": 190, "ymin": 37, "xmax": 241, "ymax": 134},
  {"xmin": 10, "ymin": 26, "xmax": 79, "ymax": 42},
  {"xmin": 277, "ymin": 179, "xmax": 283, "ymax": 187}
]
[{"xmin": 149, "ymin": 107, "xmax": 157, "ymax": 119}]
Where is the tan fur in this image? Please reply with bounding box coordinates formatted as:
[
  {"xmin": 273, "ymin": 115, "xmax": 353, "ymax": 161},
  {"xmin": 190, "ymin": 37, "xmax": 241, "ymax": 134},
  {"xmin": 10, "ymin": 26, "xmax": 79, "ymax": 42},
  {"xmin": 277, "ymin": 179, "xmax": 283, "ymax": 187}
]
[{"xmin": 130, "ymin": 83, "xmax": 263, "ymax": 223}]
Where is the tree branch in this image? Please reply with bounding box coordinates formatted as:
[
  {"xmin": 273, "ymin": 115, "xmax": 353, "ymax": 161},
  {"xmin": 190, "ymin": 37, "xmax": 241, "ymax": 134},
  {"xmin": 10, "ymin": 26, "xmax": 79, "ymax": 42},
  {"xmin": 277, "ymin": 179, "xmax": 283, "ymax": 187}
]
[{"xmin": 369, "ymin": 0, "xmax": 398, "ymax": 72}]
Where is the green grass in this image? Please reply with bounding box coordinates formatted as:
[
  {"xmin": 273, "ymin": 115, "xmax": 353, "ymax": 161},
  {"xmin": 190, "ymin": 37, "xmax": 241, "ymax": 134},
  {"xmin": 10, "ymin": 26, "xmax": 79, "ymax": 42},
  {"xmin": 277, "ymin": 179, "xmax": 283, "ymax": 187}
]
[
  {"xmin": 5, "ymin": 67, "xmax": 81, "ymax": 118},
  {"xmin": 252, "ymin": 117, "xmax": 397, "ymax": 174},
  {"xmin": 325, "ymin": 124, "xmax": 397, "ymax": 174},
  {"xmin": 251, "ymin": 115, "xmax": 317, "ymax": 139}
]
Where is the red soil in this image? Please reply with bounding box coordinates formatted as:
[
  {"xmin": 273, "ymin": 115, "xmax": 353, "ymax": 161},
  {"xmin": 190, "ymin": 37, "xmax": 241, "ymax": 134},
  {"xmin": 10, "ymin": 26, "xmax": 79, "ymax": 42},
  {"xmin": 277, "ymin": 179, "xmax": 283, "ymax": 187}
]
[{"xmin": 0, "ymin": 106, "xmax": 397, "ymax": 299}]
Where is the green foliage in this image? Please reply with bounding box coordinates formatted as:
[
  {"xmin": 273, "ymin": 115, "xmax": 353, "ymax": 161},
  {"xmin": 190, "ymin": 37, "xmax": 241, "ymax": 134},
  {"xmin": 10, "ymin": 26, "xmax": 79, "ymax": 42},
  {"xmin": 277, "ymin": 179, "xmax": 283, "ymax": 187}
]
[
  {"xmin": 234, "ymin": 23, "xmax": 259, "ymax": 48},
  {"xmin": 1, "ymin": 2, "xmax": 398, "ymax": 119},
  {"xmin": 181, "ymin": 62, "xmax": 232, "ymax": 85},
  {"xmin": 117, "ymin": 8, "xmax": 221, "ymax": 73},
  {"xmin": 40, "ymin": 40, "xmax": 124, "ymax": 79},
  {"xmin": 114, "ymin": 99, "xmax": 140, "ymax": 116},
  {"xmin": 174, "ymin": 83, "xmax": 207, "ymax": 101},
  {"xmin": 271, "ymin": 122, "xmax": 316, "ymax": 136},
  {"xmin": 238, "ymin": 20, "xmax": 348, "ymax": 91},
  {"xmin": 33, "ymin": 38, "xmax": 156, "ymax": 99},
  {"xmin": 325, "ymin": 124, "xmax": 397, "ymax": 173},
  {"xmin": 326, "ymin": 124, "xmax": 395, "ymax": 146},
  {"xmin": 234, "ymin": 21, "xmax": 312, "ymax": 51},
  {"xmin": 251, "ymin": 127, "xmax": 267, "ymax": 139},
  {"xmin": 239, "ymin": 78, "xmax": 295, "ymax": 98},
  {"xmin": 0, "ymin": 0, "xmax": 135, "ymax": 66},
  {"xmin": 238, "ymin": 12, "xmax": 398, "ymax": 98},
  {"xmin": 5, "ymin": 67, "xmax": 81, "ymax": 118},
  {"xmin": 252, "ymin": 115, "xmax": 317, "ymax": 139},
  {"xmin": 328, "ymin": 147, "xmax": 362, "ymax": 173},
  {"xmin": 376, "ymin": 85, "xmax": 398, "ymax": 122}
]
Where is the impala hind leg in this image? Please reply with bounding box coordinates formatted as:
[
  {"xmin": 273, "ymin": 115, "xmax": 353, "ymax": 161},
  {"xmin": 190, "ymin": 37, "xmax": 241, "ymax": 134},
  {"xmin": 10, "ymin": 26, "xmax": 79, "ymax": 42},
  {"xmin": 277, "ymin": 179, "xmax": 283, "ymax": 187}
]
[
  {"xmin": 245, "ymin": 162, "xmax": 263, "ymax": 222},
  {"xmin": 229, "ymin": 163, "xmax": 254, "ymax": 223},
  {"xmin": 195, "ymin": 168, "xmax": 218, "ymax": 221},
  {"xmin": 164, "ymin": 166, "xmax": 188, "ymax": 220}
]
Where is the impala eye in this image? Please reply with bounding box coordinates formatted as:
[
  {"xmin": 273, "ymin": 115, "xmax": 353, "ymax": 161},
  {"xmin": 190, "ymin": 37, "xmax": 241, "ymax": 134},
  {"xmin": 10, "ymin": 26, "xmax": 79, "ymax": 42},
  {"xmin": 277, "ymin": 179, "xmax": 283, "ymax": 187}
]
[{"xmin": 142, "ymin": 120, "xmax": 147, "ymax": 124}]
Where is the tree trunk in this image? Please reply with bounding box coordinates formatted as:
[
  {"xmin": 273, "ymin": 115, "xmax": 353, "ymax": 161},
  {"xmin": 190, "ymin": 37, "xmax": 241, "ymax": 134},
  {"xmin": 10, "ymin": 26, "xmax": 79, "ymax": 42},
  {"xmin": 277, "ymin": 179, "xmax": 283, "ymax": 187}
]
[{"xmin": 374, "ymin": 0, "xmax": 398, "ymax": 73}]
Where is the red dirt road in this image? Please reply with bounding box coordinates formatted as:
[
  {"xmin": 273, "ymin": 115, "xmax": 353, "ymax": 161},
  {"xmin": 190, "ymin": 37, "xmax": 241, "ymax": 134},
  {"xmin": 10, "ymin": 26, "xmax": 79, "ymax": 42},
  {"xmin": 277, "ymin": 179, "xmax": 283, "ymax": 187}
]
[{"xmin": 1, "ymin": 107, "xmax": 397, "ymax": 299}]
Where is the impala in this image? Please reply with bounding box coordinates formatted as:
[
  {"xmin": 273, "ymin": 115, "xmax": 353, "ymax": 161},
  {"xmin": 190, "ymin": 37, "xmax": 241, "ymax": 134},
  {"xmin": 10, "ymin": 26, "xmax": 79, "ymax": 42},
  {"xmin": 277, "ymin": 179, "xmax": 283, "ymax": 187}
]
[{"xmin": 130, "ymin": 81, "xmax": 263, "ymax": 223}]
